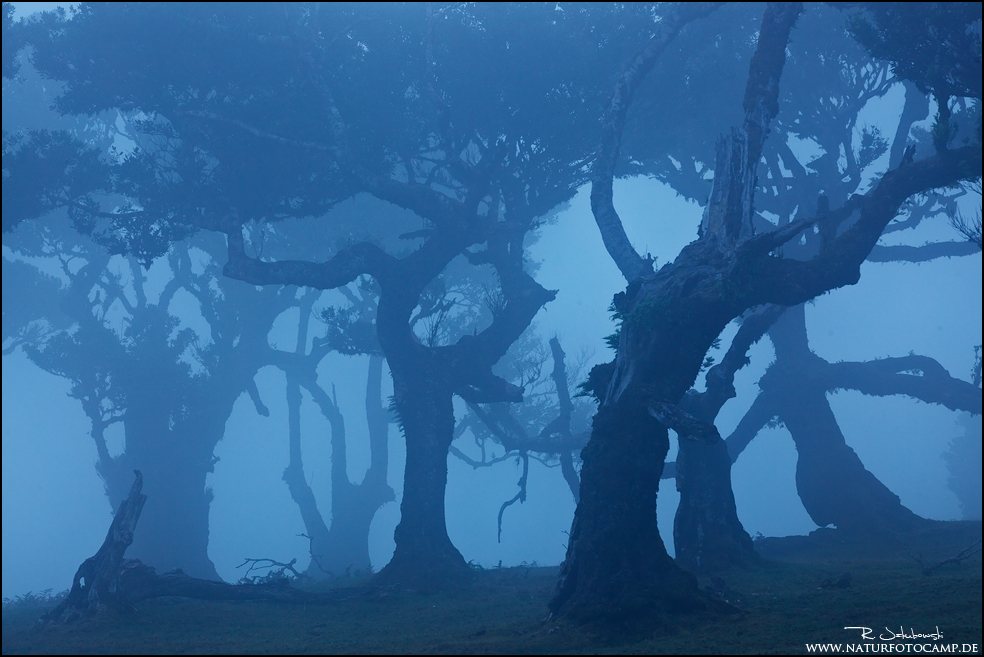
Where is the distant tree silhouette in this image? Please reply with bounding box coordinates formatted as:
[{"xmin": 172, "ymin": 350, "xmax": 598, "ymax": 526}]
[
  {"xmin": 3, "ymin": 220, "xmax": 293, "ymax": 579},
  {"xmin": 5, "ymin": 3, "xmax": 669, "ymax": 588},
  {"xmin": 271, "ymin": 278, "xmax": 395, "ymax": 578}
]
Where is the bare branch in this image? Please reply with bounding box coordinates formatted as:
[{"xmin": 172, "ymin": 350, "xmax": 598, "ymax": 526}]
[
  {"xmin": 756, "ymin": 144, "xmax": 982, "ymax": 306},
  {"xmin": 592, "ymin": 2, "xmax": 724, "ymax": 282},
  {"xmin": 701, "ymin": 2, "xmax": 803, "ymax": 245},
  {"xmin": 901, "ymin": 538, "xmax": 983, "ymax": 576},
  {"xmin": 236, "ymin": 557, "xmax": 302, "ymax": 583},
  {"xmin": 448, "ymin": 444, "xmax": 515, "ymax": 470},
  {"xmin": 497, "ymin": 452, "xmax": 529, "ymax": 542},
  {"xmin": 223, "ymin": 226, "xmax": 396, "ymax": 290},
  {"xmin": 648, "ymin": 400, "xmax": 720, "ymax": 443},
  {"xmin": 724, "ymin": 391, "xmax": 778, "ymax": 462},
  {"xmin": 825, "ymin": 355, "xmax": 982, "ymax": 415},
  {"xmin": 868, "ymin": 241, "xmax": 980, "ymax": 262}
]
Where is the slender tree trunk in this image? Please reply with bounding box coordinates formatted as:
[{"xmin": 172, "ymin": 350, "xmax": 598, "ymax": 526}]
[
  {"xmin": 318, "ymin": 354, "xmax": 395, "ymax": 574},
  {"xmin": 766, "ymin": 305, "xmax": 925, "ymax": 533},
  {"xmin": 282, "ymin": 375, "xmax": 333, "ymax": 575},
  {"xmin": 376, "ymin": 356, "xmax": 467, "ymax": 587},
  {"xmin": 287, "ymin": 356, "xmax": 394, "ymax": 577}
]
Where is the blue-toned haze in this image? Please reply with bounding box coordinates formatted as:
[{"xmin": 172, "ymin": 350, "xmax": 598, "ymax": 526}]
[{"xmin": 2, "ymin": 1, "xmax": 980, "ymax": 599}]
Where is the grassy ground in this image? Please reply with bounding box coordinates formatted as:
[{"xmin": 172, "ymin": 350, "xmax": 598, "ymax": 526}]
[{"xmin": 3, "ymin": 521, "xmax": 980, "ymax": 655}]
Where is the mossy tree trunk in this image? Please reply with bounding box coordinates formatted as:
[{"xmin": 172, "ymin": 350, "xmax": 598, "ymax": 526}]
[{"xmin": 673, "ymin": 435, "xmax": 754, "ymax": 573}]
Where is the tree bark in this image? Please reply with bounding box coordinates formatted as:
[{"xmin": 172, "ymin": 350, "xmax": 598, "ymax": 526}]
[
  {"xmin": 375, "ymin": 356, "xmax": 468, "ymax": 587},
  {"xmin": 99, "ymin": 417, "xmax": 221, "ymax": 581},
  {"xmin": 672, "ymin": 305, "xmax": 780, "ymax": 572},
  {"xmin": 674, "ymin": 436, "xmax": 754, "ymax": 572},
  {"xmin": 553, "ymin": 2, "xmax": 804, "ymax": 623},
  {"xmin": 39, "ymin": 471, "xmax": 147, "ymax": 624},
  {"xmin": 551, "ymin": 402, "xmax": 706, "ymax": 623}
]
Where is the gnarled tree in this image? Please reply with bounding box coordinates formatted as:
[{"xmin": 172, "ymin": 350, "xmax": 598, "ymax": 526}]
[
  {"xmin": 552, "ymin": 1, "xmax": 980, "ymax": 623},
  {"xmin": 14, "ymin": 3, "xmax": 666, "ymax": 587}
]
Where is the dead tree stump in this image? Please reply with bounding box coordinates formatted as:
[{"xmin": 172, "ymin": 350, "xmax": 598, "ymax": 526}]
[
  {"xmin": 36, "ymin": 469, "xmax": 384, "ymax": 627},
  {"xmin": 39, "ymin": 470, "xmax": 147, "ymax": 624}
]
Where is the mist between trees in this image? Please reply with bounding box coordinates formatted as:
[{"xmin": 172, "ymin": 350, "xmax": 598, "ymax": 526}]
[{"xmin": 2, "ymin": 1, "xmax": 981, "ymax": 624}]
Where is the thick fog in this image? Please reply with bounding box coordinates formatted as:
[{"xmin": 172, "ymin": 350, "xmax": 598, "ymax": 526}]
[{"xmin": 2, "ymin": 1, "xmax": 981, "ymax": 602}]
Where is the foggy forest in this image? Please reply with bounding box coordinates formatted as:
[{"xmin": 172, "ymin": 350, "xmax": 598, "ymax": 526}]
[{"xmin": 2, "ymin": 1, "xmax": 981, "ymax": 654}]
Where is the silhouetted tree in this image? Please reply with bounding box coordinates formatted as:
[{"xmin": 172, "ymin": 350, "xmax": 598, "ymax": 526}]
[
  {"xmin": 270, "ymin": 280, "xmax": 395, "ymax": 577},
  {"xmin": 663, "ymin": 2, "xmax": 980, "ymax": 568},
  {"xmin": 552, "ymin": 1, "xmax": 980, "ymax": 623},
  {"xmin": 10, "ymin": 3, "xmax": 664, "ymax": 587},
  {"xmin": 3, "ymin": 219, "xmax": 294, "ymax": 579},
  {"xmin": 453, "ymin": 333, "xmax": 594, "ymax": 538}
]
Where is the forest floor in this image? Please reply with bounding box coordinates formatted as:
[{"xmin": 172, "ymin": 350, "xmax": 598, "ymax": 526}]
[{"xmin": 3, "ymin": 520, "xmax": 981, "ymax": 655}]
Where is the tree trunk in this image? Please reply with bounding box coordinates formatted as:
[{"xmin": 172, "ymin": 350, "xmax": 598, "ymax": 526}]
[
  {"xmin": 782, "ymin": 390, "xmax": 924, "ymax": 533},
  {"xmin": 102, "ymin": 446, "xmax": 219, "ymax": 581},
  {"xmin": 39, "ymin": 471, "xmax": 147, "ymax": 624},
  {"xmin": 281, "ymin": 375, "xmax": 334, "ymax": 576},
  {"xmin": 290, "ymin": 356, "xmax": 394, "ymax": 577},
  {"xmin": 551, "ymin": 401, "xmax": 706, "ymax": 623},
  {"xmin": 317, "ymin": 354, "xmax": 395, "ymax": 574},
  {"xmin": 673, "ymin": 435, "xmax": 754, "ymax": 572},
  {"xmin": 766, "ymin": 305, "xmax": 925, "ymax": 533},
  {"xmin": 670, "ymin": 307, "xmax": 782, "ymax": 573},
  {"xmin": 38, "ymin": 471, "xmax": 378, "ymax": 627},
  {"xmin": 375, "ymin": 357, "xmax": 468, "ymax": 587},
  {"xmin": 98, "ymin": 384, "xmax": 235, "ymax": 581}
]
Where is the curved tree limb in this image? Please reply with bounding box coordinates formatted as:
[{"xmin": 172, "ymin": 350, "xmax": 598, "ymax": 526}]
[
  {"xmin": 825, "ymin": 355, "xmax": 982, "ymax": 415},
  {"xmin": 686, "ymin": 304, "xmax": 785, "ymax": 420},
  {"xmin": 224, "ymin": 224, "xmax": 396, "ymax": 290},
  {"xmin": 751, "ymin": 144, "xmax": 982, "ymax": 306},
  {"xmin": 497, "ymin": 451, "xmax": 529, "ymax": 543},
  {"xmin": 591, "ymin": 2, "xmax": 724, "ymax": 282},
  {"xmin": 445, "ymin": 226, "xmax": 556, "ymax": 403},
  {"xmin": 724, "ymin": 391, "xmax": 779, "ymax": 462}
]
